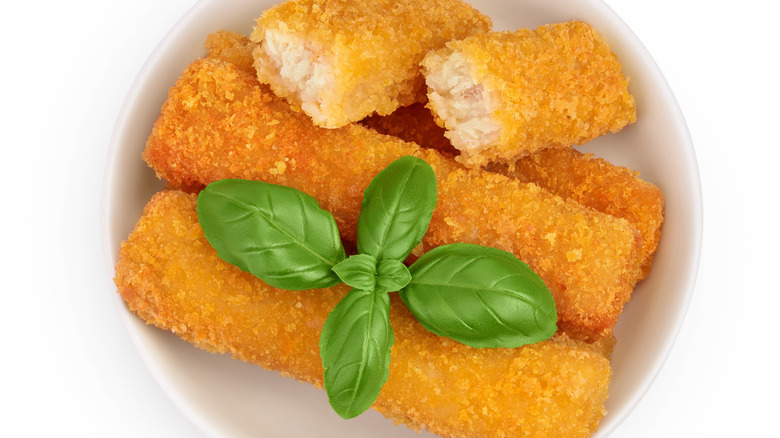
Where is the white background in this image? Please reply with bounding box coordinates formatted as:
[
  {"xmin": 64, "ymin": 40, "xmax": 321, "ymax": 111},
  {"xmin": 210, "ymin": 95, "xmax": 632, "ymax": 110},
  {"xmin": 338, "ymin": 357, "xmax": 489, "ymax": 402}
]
[{"xmin": 2, "ymin": 0, "xmax": 777, "ymax": 436}]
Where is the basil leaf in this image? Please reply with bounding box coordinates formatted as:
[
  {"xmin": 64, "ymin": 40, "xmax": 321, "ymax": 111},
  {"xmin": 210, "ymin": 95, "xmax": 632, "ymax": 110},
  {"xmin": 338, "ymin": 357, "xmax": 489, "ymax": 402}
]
[
  {"xmin": 399, "ymin": 243, "xmax": 557, "ymax": 348},
  {"xmin": 320, "ymin": 288, "xmax": 394, "ymax": 419},
  {"xmin": 332, "ymin": 254, "xmax": 378, "ymax": 291},
  {"xmin": 357, "ymin": 156, "xmax": 437, "ymax": 262},
  {"xmin": 197, "ymin": 179, "xmax": 345, "ymax": 290},
  {"xmin": 375, "ymin": 259, "xmax": 411, "ymax": 293}
]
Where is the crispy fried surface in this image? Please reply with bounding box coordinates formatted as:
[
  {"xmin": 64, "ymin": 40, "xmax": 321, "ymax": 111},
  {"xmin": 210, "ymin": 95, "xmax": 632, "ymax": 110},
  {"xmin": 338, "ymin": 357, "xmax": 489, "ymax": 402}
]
[
  {"xmin": 115, "ymin": 190, "xmax": 612, "ymax": 438},
  {"xmin": 421, "ymin": 21, "xmax": 637, "ymax": 167},
  {"xmin": 251, "ymin": 0, "xmax": 491, "ymax": 128},
  {"xmin": 143, "ymin": 58, "xmax": 642, "ymax": 340}
]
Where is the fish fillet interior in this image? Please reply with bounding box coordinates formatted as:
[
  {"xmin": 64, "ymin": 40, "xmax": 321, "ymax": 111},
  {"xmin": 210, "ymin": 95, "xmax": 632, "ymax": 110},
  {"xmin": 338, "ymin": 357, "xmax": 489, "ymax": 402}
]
[
  {"xmin": 424, "ymin": 50, "xmax": 501, "ymax": 154},
  {"xmin": 258, "ymin": 29, "xmax": 334, "ymax": 124}
]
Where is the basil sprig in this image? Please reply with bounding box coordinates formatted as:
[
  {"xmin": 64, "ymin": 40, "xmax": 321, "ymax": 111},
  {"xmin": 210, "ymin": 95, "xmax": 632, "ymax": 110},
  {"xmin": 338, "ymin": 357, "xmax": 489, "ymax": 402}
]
[
  {"xmin": 319, "ymin": 156, "xmax": 433, "ymax": 419},
  {"xmin": 197, "ymin": 156, "xmax": 557, "ymax": 420}
]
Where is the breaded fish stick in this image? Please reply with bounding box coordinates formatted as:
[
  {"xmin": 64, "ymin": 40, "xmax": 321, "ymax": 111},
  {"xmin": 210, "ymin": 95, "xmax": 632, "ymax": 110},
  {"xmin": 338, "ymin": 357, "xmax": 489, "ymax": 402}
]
[
  {"xmin": 421, "ymin": 21, "xmax": 637, "ymax": 167},
  {"xmin": 144, "ymin": 58, "xmax": 641, "ymax": 340},
  {"xmin": 363, "ymin": 104, "xmax": 661, "ymax": 280},
  {"xmin": 489, "ymin": 149, "xmax": 664, "ymax": 279},
  {"xmin": 250, "ymin": 0, "xmax": 491, "ymax": 128},
  {"xmin": 115, "ymin": 189, "xmax": 613, "ymax": 438}
]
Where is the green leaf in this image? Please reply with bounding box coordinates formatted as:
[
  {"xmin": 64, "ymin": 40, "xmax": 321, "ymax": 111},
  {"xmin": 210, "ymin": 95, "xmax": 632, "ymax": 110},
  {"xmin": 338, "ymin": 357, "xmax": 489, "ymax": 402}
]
[
  {"xmin": 320, "ymin": 288, "xmax": 394, "ymax": 419},
  {"xmin": 197, "ymin": 179, "xmax": 345, "ymax": 290},
  {"xmin": 399, "ymin": 243, "xmax": 557, "ymax": 348},
  {"xmin": 357, "ymin": 156, "xmax": 437, "ymax": 262},
  {"xmin": 375, "ymin": 259, "xmax": 411, "ymax": 292},
  {"xmin": 332, "ymin": 254, "xmax": 378, "ymax": 291}
]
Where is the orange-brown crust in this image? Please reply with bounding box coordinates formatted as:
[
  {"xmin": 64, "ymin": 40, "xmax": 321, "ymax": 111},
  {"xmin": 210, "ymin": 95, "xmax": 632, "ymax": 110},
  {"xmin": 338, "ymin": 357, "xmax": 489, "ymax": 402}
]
[
  {"xmin": 143, "ymin": 57, "xmax": 641, "ymax": 341},
  {"xmin": 115, "ymin": 190, "xmax": 612, "ymax": 438}
]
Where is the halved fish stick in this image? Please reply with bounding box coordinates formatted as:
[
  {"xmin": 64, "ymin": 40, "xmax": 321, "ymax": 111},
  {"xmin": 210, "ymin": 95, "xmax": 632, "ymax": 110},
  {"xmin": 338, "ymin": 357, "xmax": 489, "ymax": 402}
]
[
  {"xmin": 143, "ymin": 58, "xmax": 641, "ymax": 340},
  {"xmin": 250, "ymin": 0, "xmax": 491, "ymax": 128},
  {"xmin": 114, "ymin": 189, "xmax": 613, "ymax": 438},
  {"xmin": 363, "ymin": 106, "xmax": 662, "ymax": 280},
  {"xmin": 421, "ymin": 21, "xmax": 636, "ymax": 167}
]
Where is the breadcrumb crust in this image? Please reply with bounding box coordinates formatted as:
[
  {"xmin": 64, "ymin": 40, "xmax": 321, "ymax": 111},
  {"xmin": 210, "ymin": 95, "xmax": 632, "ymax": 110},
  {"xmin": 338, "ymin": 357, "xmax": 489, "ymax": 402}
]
[
  {"xmin": 142, "ymin": 57, "xmax": 642, "ymax": 341},
  {"xmin": 115, "ymin": 190, "xmax": 613, "ymax": 438}
]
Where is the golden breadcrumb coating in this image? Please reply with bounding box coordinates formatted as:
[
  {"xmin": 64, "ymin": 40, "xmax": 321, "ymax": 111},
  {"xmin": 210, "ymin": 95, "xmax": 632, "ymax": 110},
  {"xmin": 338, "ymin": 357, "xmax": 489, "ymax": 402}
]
[
  {"xmin": 250, "ymin": 0, "xmax": 491, "ymax": 128},
  {"xmin": 115, "ymin": 190, "xmax": 613, "ymax": 438},
  {"xmin": 421, "ymin": 21, "xmax": 637, "ymax": 167},
  {"xmin": 143, "ymin": 57, "xmax": 641, "ymax": 341},
  {"xmin": 204, "ymin": 30, "xmax": 257, "ymax": 75},
  {"xmin": 490, "ymin": 149, "xmax": 664, "ymax": 280}
]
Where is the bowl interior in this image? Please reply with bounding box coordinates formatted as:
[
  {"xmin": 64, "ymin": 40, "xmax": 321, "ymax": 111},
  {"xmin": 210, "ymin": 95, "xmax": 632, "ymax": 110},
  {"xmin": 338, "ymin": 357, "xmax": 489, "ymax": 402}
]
[{"xmin": 103, "ymin": 0, "xmax": 702, "ymax": 437}]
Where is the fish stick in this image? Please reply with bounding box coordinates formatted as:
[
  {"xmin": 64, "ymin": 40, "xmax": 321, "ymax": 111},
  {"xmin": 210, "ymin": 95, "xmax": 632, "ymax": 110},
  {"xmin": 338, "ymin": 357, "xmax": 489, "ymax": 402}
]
[
  {"xmin": 421, "ymin": 21, "xmax": 637, "ymax": 167},
  {"xmin": 143, "ymin": 57, "xmax": 641, "ymax": 341},
  {"xmin": 114, "ymin": 189, "xmax": 613, "ymax": 438},
  {"xmin": 249, "ymin": 0, "xmax": 491, "ymax": 128},
  {"xmin": 364, "ymin": 105, "xmax": 662, "ymax": 280},
  {"xmin": 489, "ymin": 150, "xmax": 664, "ymax": 279}
]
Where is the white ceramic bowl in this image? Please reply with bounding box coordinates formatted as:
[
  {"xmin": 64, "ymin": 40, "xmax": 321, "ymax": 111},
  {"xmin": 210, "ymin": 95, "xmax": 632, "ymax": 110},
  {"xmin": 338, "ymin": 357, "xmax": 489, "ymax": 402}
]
[{"xmin": 103, "ymin": 0, "xmax": 702, "ymax": 436}]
